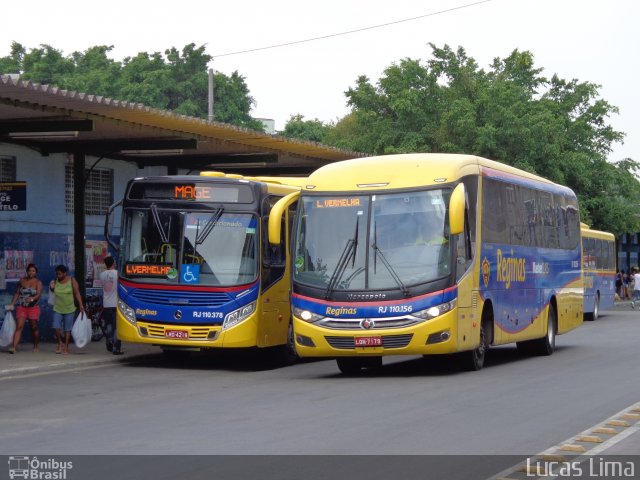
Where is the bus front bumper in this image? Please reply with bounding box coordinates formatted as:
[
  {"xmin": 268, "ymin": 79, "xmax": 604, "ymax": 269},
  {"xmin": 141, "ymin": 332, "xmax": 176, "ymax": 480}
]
[
  {"xmin": 292, "ymin": 311, "xmax": 459, "ymax": 358},
  {"xmin": 116, "ymin": 310, "xmax": 260, "ymax": 349}
]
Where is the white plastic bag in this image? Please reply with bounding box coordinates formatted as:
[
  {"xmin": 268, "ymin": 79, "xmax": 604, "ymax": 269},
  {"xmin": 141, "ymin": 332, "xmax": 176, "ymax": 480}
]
[
  {"xmin": 0, "ymin": 310, "xmax": 16, "ymax": 347},
  {"xmin": 47, "ymin": 291, "xmax": 56, "ymax": 306},
  {"xmin": 71, "ymin": 311, "xmax": 92, "ymax": 349}
]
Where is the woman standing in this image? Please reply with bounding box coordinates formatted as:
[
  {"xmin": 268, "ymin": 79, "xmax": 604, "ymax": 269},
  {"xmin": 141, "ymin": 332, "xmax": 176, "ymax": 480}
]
[
  {"xmin": 50, "ymin": 264, "xmax": 84, "ymax": 354},
  {"xmin": 8, "ymin": 263, "xmax": 43, "ymax": 353}
]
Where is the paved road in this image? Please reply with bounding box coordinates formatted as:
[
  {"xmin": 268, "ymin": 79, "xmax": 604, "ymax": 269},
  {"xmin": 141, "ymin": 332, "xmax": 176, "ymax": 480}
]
[{"xmin": 1, "ymin": 308, "xmax": 639, "ymax": 464}]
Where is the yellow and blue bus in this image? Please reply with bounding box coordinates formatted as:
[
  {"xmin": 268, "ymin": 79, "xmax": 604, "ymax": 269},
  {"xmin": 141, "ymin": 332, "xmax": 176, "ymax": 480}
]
[
  {"xmin": 106, "ymin": 172, "xmax": 302, "ymax": 359},
  {"xmin": 581, "ymin": 223, "xmax": 616, "ymax": 321},
  {"xmin": 269, "ymin": 154, "xmax": 584, "ymax": 373}
]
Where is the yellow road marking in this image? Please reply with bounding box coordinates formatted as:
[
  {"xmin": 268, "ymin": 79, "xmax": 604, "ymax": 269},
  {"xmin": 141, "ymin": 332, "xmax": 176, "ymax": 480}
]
[
  {"xmin": 607, "ymin": 419, "xmax": 631, "ymax": 427},
  {"xmin": 575, "ymin": 435, "xmax": 603, "ymax": 443},
  {"xmin": 592, "ymin": 427, "xmax": 617, "ymax": 435},
  {"xmin": 558, "ymin": 444, "xmax": 587, "ymax": 452}
]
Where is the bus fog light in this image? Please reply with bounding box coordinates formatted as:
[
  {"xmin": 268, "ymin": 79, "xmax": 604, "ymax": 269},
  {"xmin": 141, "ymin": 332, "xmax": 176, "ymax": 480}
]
[
  {"xmin": 296, "ymin": 334, "xmax": 315, "ymax": 347},
  {"xmin": 426, "ymin": 330, "xmax": 451, "ymax": 345}
]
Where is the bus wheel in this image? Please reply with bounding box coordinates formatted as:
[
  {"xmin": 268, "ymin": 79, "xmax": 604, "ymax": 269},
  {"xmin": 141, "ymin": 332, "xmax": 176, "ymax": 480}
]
[
  {"xmin": 518, "ymin": 304, "xmax": 556, "ymax": 356},
  {"xmin": 336, "ymin": 357, "xmax": 382, "ymax": 375},
  {"xmin": 538, "ymin": 304, "xmax": 557, "ymax": 355},
  {"xmin": 588, "ymin": 294, "xmax": 600, "ymax": 321},
  {"xmin": 462, "ymin": 320, "xmax": 488, "ymax": 371},
  {"xmin": 280, "ymin": 319, "xmax": 300, "ymax": 365}
]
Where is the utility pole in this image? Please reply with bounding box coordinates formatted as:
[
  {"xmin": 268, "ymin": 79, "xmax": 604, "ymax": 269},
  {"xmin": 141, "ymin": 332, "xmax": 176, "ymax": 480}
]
[{"xmin": 208, "ymin": 67, "xmax": 214, "ymax": 123}]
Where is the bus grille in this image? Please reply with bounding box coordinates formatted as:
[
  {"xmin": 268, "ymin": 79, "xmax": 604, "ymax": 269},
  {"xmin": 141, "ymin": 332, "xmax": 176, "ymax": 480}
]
[
  {"xmin": 319, "ymin": 317, "xmax": 420, "ymax": 329},
  {"xmin": 324, "ymin": 334, "xmax": 413, "ymax": 350},
  {"xmin": 139, "ymin": 322, "xmax": 219, "ymax": 340},
  {"xmin": 130, "ymin": 290, "xmax": 232, "ymax": 307}
]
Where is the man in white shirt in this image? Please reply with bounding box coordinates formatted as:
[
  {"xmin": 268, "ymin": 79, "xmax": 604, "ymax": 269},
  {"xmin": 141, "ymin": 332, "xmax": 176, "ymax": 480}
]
[
  {"xmin": 100, "ymin": 256, "xmax": 122, "ymax": 354},
  {"xmin": 631, "ymin": 268, "xmax": 640, "ymax": 309}
]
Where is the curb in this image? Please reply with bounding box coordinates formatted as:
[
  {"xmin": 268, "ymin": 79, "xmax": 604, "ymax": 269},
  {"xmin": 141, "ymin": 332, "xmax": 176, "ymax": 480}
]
[{"xmin": 0, "ymin": 352, "xmax": 158, "ymax": 378}]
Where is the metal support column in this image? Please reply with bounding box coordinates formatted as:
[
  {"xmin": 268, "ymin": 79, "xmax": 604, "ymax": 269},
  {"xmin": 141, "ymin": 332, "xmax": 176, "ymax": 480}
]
[{"xmin": 73, "ymin": 152, "xmax": 86, "ymax": 300}]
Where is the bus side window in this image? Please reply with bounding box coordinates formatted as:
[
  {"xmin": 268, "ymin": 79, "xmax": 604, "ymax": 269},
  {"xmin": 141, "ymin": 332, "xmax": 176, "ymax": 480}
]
[
  {"xmin": 261, "ymin": 195, "xmax": 287, "ymax": 291},
  {"xmin": 262, "ymin": 213, "xmax": 286, "ymax": 291},
  {"xmin": 456, "ymin": 177, "xmax": 476, "ymax": 281}
]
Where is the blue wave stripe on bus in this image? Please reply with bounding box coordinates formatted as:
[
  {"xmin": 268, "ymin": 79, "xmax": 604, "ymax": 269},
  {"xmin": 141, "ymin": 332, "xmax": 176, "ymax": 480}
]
[
  {"xmin": 292, "ymin": 287, "xmax": 457, "ymax": 319},
  {"xmin": 479, "ymin": 243, "xmax": 581, "ymax": 333},
  {"xmin": 118, "ymin": 281, "xmax": 260, "ymax": 324}
]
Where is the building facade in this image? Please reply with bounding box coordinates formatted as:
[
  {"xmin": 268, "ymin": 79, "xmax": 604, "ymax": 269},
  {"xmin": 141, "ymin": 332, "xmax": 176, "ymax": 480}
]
[
  {"xmin": 0, "ymin": 144, "xmax": 169, "ymax": 340},
  {"xmin": 617, "ymin": 233, "xmax": 639, "ymax": 273}
]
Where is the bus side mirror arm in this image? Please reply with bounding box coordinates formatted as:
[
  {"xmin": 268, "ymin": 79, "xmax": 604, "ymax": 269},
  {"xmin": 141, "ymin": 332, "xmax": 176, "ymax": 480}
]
[
  {"xmin": 104, "ymin": 199, "xmax": 122, "ymax": 253},
  {"xmin": 268, "ymin": 191, "xmax": 300, "ymax": 245},
  {"xmin": 449, "ymin": 183, "xmax": 465, "ymax": 236}
]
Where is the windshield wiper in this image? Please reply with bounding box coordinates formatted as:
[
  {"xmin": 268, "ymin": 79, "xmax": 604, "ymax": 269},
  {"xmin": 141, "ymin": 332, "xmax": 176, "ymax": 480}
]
[
  {"xmin": 196, "ymin": 207, "xmax": 224, "ymax": 246},
  {"xmin": 150, "ymin": 204, "xmax": 169, "ymax": 243},
  {"xmin": 372, "ymin": 222, "xmax": 410, "ymax": 297},
  {"xmin": 324, "ymin": 216, "xmax": 359, "ymax": 299}
]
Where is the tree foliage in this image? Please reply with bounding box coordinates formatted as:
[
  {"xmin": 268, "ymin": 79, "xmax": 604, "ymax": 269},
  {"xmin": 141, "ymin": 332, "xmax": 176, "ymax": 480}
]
[
  {"xmin": 280, "ymin": 115, "xmax": 332, "ymax": 143},
  {"xmin": 319, "ymin": 44, "xmax": 637, "ymax": 235},
  {"xmin": 0, "ymin": 41, "xmax": 263, "ymax": 131}
]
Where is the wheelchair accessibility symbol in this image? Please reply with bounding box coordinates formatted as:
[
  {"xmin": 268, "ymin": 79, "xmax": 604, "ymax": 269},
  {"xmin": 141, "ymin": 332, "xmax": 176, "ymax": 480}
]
[{"xmin": 181, "ymin": 264, "xmax": 200, "ymax": 284}]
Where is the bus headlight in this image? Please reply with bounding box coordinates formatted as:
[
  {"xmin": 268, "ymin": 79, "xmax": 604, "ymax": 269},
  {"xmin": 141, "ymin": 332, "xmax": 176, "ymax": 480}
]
[
  {"xmin": 412, "ymin": 299, "xmax": 457, "ymax": 321},
  {"xmin": 292, "ymin": 306, "xmax": 325, "ymax": 323},
  {"xmin": 118, "ymin": 299, "xmax": 137, "ymax": 325},
  {"xmin": 223, "ymin": 301, "xmax": 256, "ymax": 330}
]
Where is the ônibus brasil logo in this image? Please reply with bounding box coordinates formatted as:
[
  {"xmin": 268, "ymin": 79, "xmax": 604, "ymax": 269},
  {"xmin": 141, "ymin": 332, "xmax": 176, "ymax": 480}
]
[{"xmin": 8, "ymin": 456, "xmax": 73, "ymax": 479}]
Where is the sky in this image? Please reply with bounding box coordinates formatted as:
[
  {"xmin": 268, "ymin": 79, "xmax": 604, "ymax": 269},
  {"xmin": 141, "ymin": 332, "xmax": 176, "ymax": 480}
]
[{"xmin": 1, "ymin": 0, "xmax": 638, "ymax": 163}]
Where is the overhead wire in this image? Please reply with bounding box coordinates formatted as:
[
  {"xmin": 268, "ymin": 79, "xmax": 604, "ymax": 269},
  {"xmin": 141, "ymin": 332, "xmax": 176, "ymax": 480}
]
[{"xmin": 211, "ymin": 0, "xmax": 491, "ymax": 58}]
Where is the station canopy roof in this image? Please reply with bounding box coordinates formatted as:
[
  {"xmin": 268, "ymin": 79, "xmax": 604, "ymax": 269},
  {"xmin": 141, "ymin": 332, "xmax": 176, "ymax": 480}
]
[{"xmin": 0, "ymin": 74, "xmax": 362, "ymax": 175}]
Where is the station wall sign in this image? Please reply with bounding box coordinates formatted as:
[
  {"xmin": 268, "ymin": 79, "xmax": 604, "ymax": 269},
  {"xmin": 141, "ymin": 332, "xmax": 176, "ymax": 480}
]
[{"xmin": 0, "ymin": 182, "xmax": 27, "ymax": 211}]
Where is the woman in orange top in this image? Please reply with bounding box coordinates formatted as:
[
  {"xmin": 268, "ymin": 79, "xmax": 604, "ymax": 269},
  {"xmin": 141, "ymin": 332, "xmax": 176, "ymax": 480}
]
[{"xmin": 8, "ymin": 263, "xmax": 43, "ymax": 353}]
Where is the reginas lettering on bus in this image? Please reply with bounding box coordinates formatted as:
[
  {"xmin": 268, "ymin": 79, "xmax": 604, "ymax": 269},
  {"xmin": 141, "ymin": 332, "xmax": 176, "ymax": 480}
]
[
  {"xmin": 315, "ymin": 198, "xmax": 360, "ymax": 208},
  {"xmin": 496, "ymin": 249, "xmax": 526, "ymax": 289},
  {"xmin": 325, "ymin": 306, "xmax": 358, "ymax": 316}
]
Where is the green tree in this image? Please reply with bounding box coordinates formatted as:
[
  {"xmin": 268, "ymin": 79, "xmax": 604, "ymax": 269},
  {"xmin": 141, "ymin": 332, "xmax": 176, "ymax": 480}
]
[
  {"xmin": 326, "ymin": 43, "xmax": 638, "ymax": 235},
  {"xmin": 280, "ymin": 114, "xmax": 332, "ymax": 142},
  {"xmin": 0, "ymin": 42, "xmax": 263, "ymax": 131},
  {"xmin": 212, "ymin": 70, "xmax": 264, "ymax": 130},
  {"xmin": 0, "ymin": 41, "xmax": 25, "ymax": 74}
]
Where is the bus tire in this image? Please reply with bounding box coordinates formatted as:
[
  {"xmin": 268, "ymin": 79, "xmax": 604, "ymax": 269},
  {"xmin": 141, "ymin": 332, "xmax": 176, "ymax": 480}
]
[
  {"xmin": 461, "ymin": 318, "xmax": 489, "ymax": 371},
  {"xmin": 586, "ymin": 293, "xmax": 599, "ymax": 321},
  {"xmin": 275, "ymin": 319, "xmax": 300, "ymax": 365},
  {"xmin": 518, "ymin": 303, "xmax": 557, "ymax": 356},
  {"xmin": 336, "ymin": 356, "xmax": 382, "ymax": 375}
]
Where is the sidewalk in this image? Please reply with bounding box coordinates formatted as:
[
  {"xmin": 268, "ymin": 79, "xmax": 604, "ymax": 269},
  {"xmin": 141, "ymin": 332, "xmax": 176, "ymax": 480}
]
[
  {"xmin": 0, "ymin": 338, "xmax": 158, "ymax": 378},
  {"xmin": 611, "ymin": 298, "xmax": 640, "ymax": 310}
]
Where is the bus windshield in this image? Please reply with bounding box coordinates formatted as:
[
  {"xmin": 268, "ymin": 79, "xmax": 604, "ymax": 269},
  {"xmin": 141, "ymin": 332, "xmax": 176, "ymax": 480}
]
[
  {"xmin": 293, "ymin": 190, "xmax": 451, "ymax": 292},
  {"xmin": 121, "ymin": 208, "xmax": 259, "ymax": 286}
]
